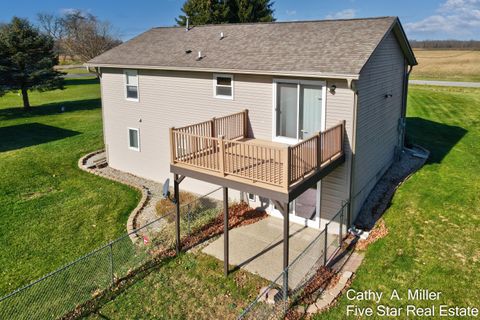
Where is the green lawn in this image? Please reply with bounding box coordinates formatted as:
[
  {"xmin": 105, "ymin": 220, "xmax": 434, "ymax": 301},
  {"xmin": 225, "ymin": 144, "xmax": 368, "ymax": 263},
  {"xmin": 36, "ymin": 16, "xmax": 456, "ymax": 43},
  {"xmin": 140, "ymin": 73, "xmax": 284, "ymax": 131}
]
[
  {"xmin": 86, "ymin": 252, "xmax": 267, "ymax": 320},
  {"xmin": 322, "ymin": 86, "xmax": 480, "ymax": 318},
  {"xmin": 0, "ymin": 78, "xmax": 140, "ymax": 296},
  {"xmin": 59, "ymin": 68, "xmax": 92, "ymax": 74}
]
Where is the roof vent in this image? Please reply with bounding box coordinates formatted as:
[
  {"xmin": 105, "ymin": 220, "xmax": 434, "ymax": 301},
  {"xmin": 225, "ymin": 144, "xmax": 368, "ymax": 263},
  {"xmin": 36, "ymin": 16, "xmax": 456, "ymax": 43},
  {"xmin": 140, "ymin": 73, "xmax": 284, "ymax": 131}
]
[
  {"xmin": 186, "ymin": 16, "xmax": 190, "ymax": 31},
  {"xmin": 196, "ymin": 51, "xmax": 203, "ymax": 61},
  {"xmin": 220, "ymin": 32, "xmax": 224, "ymax": 40}
]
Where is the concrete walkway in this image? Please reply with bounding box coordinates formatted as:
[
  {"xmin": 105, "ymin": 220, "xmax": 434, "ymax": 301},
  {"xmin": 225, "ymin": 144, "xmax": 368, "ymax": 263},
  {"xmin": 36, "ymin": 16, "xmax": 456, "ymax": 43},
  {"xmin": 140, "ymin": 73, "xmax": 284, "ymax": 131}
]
[
  {"xmin": 203, "ymin": 217, "xmax": 338, "ymax": 288},
  {"xmin": 409, "ymin": 79, "xmax": 480, "ymax": 88}
]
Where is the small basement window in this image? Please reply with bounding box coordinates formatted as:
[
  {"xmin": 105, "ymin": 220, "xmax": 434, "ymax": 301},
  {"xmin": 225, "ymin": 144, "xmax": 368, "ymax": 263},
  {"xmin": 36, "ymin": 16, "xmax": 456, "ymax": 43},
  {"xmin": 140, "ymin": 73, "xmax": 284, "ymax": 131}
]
[
  {"xmin": 124, "ymin": 70, "xmax": 139, "ymax": 101},
  {"xmin": 213, "ymin": 74, "xmax": 233, "ymax": 99},
  {"xmin": 248, "ymin": 193, "xmax": 256, "ymax": 201},
  {"xmin": 128, "ymin": 128, "xmax": 140, "ymax": 151}
]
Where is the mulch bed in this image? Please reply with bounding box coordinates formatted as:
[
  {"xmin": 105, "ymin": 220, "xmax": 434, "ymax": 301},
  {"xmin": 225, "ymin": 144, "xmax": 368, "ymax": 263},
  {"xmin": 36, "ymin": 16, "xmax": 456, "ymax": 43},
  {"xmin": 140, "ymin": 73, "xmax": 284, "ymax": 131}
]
[
  {"xmin": 356, "ymin": 219, "xmax": 389, "ymax": 251},
  {"xmin": 182, "ymin": 202, "xmax": 267, "ymax": 250},
  {"xmin": 285, "ymin": 266, "xmax": 340, "ymax": 320}
]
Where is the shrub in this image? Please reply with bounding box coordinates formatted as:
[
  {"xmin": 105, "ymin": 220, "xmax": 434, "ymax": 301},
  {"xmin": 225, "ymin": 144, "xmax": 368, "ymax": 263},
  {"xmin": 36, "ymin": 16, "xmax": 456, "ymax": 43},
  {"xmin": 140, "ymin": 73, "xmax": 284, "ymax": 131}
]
[
  {"xmin": 155, "ymin": 191, "xmax": 218, "ymax": 223},
  {"xmin": 155, "ymin": 191, "xmax": 199, "ymax": 220}
]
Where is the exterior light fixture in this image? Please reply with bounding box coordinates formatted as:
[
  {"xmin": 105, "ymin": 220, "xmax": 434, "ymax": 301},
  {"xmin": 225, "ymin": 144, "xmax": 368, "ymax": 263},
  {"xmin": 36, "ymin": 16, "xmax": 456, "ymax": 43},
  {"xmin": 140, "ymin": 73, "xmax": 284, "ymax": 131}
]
[{"xmin": 329, "ymin": 84, "xmax": 337, "ymax": 94}]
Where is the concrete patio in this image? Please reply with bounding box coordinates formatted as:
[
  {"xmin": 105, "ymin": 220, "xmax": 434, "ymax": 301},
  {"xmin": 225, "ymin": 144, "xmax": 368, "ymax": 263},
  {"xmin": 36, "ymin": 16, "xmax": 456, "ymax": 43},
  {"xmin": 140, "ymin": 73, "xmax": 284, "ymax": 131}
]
[{"xmin": 202, "ymin": 216, "xmax": 339, "ymax": 288}]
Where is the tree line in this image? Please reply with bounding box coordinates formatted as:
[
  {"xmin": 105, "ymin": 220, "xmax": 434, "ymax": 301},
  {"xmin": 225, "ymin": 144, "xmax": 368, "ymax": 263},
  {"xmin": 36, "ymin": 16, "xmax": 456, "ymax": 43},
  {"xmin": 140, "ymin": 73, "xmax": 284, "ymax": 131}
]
[{"xmin": 410, "ymin": 40, "xmax": 480, "ymax": 50}]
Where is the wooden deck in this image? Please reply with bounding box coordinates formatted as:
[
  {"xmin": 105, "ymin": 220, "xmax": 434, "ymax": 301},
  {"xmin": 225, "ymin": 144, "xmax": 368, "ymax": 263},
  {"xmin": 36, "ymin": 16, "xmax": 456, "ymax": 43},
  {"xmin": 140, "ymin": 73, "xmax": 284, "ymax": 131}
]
[{"xmin": 170, "ymin": 110, "xmax": 345, "ymax": 201}]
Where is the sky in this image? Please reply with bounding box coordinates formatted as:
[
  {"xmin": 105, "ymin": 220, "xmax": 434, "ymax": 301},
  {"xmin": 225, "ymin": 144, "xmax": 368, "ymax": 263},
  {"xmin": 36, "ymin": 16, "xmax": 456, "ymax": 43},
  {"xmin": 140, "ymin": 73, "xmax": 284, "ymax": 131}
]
[{"xmin": 1, "ymin": 0, "xmax": 479, "ymax": 41}]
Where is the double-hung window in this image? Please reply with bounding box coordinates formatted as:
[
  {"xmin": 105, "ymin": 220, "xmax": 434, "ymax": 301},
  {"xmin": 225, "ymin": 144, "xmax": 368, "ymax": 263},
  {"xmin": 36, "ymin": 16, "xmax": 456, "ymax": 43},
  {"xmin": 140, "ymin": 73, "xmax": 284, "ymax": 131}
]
[
  {"xmin": 124, "ymin": 70, "xmax": 139, "ymax": 101},
  {"xmin": 213, "ymin": 74, "xmax": 233, "ymax": 99},
  {"xmin": 128, "ymin": 128, "xmax": 140, "ymax": 151}
]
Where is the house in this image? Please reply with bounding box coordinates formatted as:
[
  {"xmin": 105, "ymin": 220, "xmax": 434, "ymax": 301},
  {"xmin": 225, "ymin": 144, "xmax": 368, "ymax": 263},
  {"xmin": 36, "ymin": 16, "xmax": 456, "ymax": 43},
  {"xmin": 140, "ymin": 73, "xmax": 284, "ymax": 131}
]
[{"xmin": 86, "ymin": 16, "xmax": 417, "ymax": 233}]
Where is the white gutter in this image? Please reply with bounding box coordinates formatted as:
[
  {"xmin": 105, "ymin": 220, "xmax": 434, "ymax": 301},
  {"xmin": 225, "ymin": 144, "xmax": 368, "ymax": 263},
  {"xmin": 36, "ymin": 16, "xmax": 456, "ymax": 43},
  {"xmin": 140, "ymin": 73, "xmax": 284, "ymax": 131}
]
[{"xmin": 83, "ymin": 63, "xmax": 360, "ymax": 81}]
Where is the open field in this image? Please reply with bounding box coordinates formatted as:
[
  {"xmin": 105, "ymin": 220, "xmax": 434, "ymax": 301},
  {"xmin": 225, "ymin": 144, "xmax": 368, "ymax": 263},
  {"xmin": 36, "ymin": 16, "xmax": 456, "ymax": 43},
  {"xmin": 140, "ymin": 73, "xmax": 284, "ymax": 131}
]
[
  {"xmin": 0, "ymin": 78, "xmax": 140, "ymax": 295},
  {"xmin": 411, "ymin": 49, "xmax": 480, "ymax": 82},
  {"xmin": 321, "ymin": 85, "xmax": 480, "ymax": 318}
]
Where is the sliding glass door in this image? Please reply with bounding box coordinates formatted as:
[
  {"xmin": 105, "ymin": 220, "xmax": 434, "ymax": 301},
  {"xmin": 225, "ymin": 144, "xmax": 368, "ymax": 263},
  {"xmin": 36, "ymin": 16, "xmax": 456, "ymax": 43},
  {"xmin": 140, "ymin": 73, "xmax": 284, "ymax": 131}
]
[
  {"xmin": 300, "ymin": 85, "xmax": 323, "ymax": 139},
  {"xmin": 273, "ymin": 79, "xmax": 326, "ymax": 226},
  {"xmin": 276, "ymin": 83, "xmax": 298, "ymax": 139},
  {"xmin": 275, "ymin": 81, "xmax": 325, "ymax": 142}
]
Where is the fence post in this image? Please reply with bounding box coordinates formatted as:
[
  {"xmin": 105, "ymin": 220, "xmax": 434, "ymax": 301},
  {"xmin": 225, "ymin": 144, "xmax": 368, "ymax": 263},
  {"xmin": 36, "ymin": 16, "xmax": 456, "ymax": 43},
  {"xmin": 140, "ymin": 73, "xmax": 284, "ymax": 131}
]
[
  {"xmin": 109, "ymin": 242, "xmax": 114, "ymax": 285},
  {"xmin": 316, "ymin": 132, "xmax": 321, "ymax": 169},
  {"xmin": 219, "ymin": 135, "xmax": 225, "ymax": 176},
  {"xmin": 282, "ymin": 147, "xmax": 290, "ymax": 188},
  {"xmin": 211, "ymin": 118, "xmax": 216, "ymax": 138},
  {"xmin": 243, "ymin": 109, "xmax": 249, "ymax": 138},
  {"xmin": 339, "ymin": 211, "xmax": 343, "ymax": 249},
  {"xmin": 324, "ymin": 224, "xmax": 328, "ymax": 266},
  {"xmin": 187, "ymin": 204, "xmax": 191, "ymax": 235},
  {"xmin": 169, "ymin": 127, "xmax": 175, "ymax": 164},
  {"xmin": 283, "ymin": 269, "xmax": 288, "ymax": 309}
]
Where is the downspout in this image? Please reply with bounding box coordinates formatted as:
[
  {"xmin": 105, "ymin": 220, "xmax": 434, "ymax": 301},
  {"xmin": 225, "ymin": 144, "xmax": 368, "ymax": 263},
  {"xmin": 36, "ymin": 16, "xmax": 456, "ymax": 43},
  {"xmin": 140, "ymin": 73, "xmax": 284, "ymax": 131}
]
[
  {"xmin": 347, "ymin": 79, "xmax": 358, "ymax": 226},
  {"xmin": 401, "ymin": 63, "xmax": 414, "ymax": 147},
  {"xmin": 93, "ymin": 67, "xmax": 109, "ymax": 163}
]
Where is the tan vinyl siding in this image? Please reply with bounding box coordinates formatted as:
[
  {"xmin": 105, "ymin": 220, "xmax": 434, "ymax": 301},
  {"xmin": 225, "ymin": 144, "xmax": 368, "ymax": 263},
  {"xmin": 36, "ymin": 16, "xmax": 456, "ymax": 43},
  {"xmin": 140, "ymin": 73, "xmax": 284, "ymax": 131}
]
[
  {"xmin": 100, "ymin": 68, "xmax": 354, "ymax": 213},
  {"xmin": 320, "ymin": 80, "xmax": 354, "ymax": 221},
  {"xmin": 101, "ymin": 69, "xmax": 274, "ymax": 197},
  {"xmin": 351, "ymin": 31, "xmax": 406, "ymax": 220}
]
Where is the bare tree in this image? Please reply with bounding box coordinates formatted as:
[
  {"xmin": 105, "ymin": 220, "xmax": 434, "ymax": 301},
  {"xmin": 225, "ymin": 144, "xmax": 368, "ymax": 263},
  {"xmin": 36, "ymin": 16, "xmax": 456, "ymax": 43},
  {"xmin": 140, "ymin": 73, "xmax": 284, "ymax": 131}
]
[{"xmin": 37, "ymin": 10, "xmax": 121, "ymax": 65}]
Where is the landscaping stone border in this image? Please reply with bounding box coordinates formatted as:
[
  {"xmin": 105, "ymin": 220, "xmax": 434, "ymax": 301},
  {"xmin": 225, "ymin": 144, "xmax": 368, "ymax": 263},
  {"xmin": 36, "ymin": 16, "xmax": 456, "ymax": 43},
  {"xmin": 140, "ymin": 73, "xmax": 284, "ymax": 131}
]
[{"xmin": 78, "ymin": 150, "xmax": 148, "ymax": 243}]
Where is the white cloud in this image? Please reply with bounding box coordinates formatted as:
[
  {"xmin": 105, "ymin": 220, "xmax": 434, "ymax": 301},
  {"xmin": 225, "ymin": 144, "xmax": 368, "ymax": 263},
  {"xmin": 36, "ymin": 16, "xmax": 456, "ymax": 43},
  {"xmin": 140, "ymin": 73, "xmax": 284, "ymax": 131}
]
[
  {"xmin": 405, "ymin": 0, "xmax": 480, "ymax": 37},
  {"xmin": 325, "ymin": 9, "xmax": 356, "ymax": 20},
  {"xmin": 59, "ymin": 8, "xmax": 91, "ymax": 17},
  {"xmin": 59, "ymin": 8, "xmax": 77, "ymax": 15},
  {"xmin": 286, "ymin": 10, "xmax": 297, "ymax": 16}
]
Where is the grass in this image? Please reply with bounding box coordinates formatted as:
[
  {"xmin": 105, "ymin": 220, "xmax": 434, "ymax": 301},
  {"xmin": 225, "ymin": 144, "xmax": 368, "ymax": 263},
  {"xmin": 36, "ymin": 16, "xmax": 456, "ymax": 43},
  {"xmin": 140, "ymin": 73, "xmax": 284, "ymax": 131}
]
[
  {"xmin": 411, "ymin": 49, "xmax": 480, "ymax": 82},
  {"xmin": 86, "ymin": 252, "xmax": 268, "ymax": 320},
  {"xmin": 321, "ymin": 85, "xmax": 480, "ymax": 318},
  {"xmin": 0, "ymin": 78, "xmax": 140, "ymax": 296}
]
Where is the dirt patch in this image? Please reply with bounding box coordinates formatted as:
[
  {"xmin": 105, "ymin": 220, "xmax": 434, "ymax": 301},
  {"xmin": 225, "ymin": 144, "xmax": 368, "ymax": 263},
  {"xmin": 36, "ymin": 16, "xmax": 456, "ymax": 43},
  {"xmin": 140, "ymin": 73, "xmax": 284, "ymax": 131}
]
[{"xmin": 356, "ymin": 219, "xmax": 389, "ymax": 251}]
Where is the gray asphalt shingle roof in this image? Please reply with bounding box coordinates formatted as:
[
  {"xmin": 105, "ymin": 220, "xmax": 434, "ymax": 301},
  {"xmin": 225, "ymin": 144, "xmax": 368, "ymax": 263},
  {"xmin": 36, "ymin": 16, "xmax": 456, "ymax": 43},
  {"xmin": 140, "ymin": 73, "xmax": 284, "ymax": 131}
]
[{"xmin": 87, "ymin": 17, "xmax": 412, "ymax": 77}]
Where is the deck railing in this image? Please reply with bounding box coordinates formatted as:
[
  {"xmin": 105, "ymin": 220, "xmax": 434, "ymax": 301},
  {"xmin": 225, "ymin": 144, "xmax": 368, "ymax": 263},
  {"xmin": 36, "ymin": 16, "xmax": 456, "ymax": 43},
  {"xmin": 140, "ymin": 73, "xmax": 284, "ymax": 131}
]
[
  {"xmin": 288, "ymin": 122, "xmax": 344, "ymax": 184},
  {"xmin": 170, "ymin": 110, "xmax": 344, "ymax": 189}
]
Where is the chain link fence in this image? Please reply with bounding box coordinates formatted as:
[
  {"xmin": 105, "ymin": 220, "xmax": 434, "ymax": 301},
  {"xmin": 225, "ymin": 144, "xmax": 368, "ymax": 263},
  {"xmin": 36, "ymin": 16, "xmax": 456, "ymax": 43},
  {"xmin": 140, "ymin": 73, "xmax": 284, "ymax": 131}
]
[
  {"xmin": 238, "ymin": 201, "xmax": 349, "ymax": 319},
  {"xmin": 0, "ymin": 188, "xmax": 222, "ymax": 320}
]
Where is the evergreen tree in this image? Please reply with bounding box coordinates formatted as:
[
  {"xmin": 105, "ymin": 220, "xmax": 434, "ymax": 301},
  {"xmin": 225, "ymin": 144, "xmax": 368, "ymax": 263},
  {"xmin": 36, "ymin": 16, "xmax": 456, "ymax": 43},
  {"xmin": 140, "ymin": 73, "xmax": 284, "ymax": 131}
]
[
  {"xmin": 176, "ymin": 0, "xmax": 230, "ymax": 26},
  {"xmin": 176, "ymin": 0, "xmax": 275, "ymax": 26},
  {"xmin": 0, "ymin": 17, "xmax": 64, "ymax": 109},
  {"xmin": 232, "ymin": 0, "xmax": 275, "ymax": 23}
]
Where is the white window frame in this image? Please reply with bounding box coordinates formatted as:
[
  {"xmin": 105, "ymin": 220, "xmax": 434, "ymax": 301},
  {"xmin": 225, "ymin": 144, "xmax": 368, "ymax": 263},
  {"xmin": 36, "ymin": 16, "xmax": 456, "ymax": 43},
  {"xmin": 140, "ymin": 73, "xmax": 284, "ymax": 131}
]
[
  {"xmin": 213, "ymin": 73, "xmax": 234, "ymax": 100},
  {"xmin": 124, "ymin": 70, "xmax": 139, "ymax": 102},
  {"xmin": 128, "ymin": 127, "xmax": 140, "ymax": 151}
]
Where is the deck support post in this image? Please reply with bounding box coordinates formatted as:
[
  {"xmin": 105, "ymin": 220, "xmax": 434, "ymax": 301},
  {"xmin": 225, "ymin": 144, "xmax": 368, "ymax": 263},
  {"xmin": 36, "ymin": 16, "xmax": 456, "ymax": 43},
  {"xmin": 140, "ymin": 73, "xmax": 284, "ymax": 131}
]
[
  {"xmin": 174, "ymin": 174, "xmax": 183, "ymax": 255},
  {"xmin": 282, "ymin": 202, "xmax": 290, "ymax": 303},
  {"xmin": 223, "ymin": 187, "xmax": 229, "ymax": 276}
]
